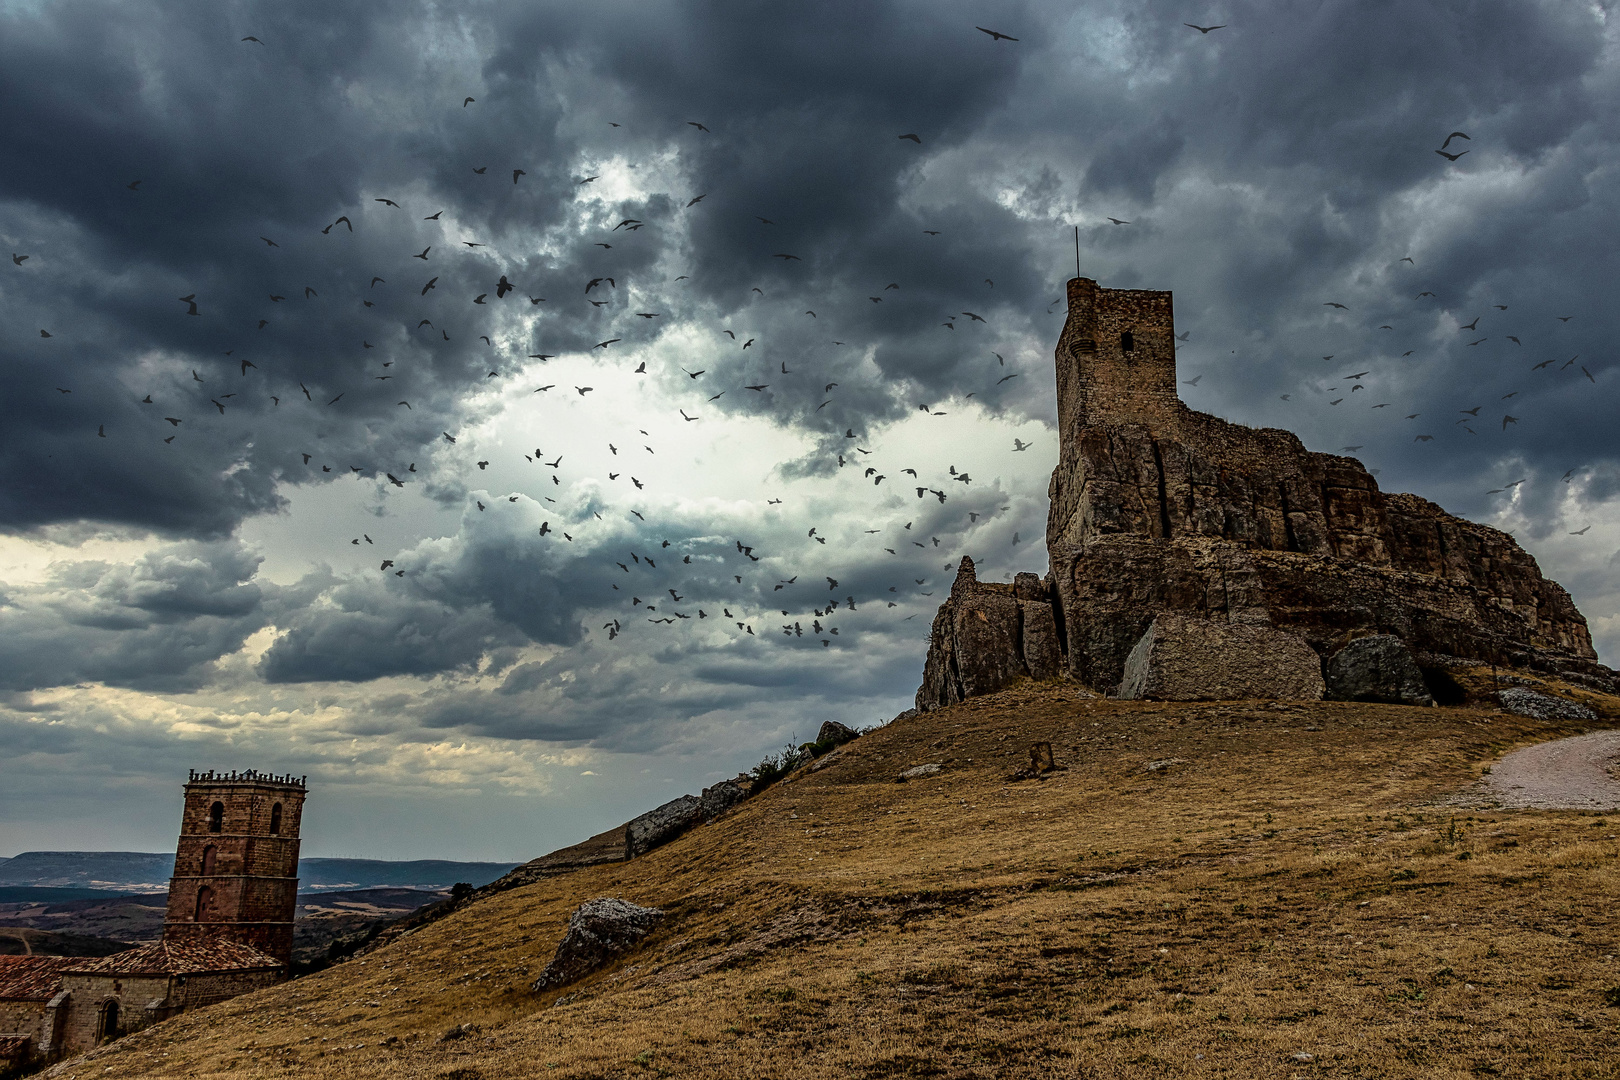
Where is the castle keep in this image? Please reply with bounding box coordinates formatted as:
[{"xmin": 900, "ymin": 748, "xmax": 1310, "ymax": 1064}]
[
  {"xmin": 0, "ymin": 771, "xmax": 303, "ymax": 1071},
  {"xmin": 918, "ymin": 277, "xmax": 1616, "ymax": 707}
]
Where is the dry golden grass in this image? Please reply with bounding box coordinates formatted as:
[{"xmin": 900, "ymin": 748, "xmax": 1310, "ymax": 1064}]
[{"xmin": 57, "ymin": 683, "xmax": 1620, "ymax": 1079}]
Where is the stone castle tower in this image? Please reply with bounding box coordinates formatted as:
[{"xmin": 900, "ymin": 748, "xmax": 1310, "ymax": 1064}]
[{"xmin": 162, "ymin": 770, "xmax": 306, "ymax": 966}]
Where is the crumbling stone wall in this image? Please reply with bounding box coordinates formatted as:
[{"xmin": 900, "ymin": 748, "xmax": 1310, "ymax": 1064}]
[{"xmin": 915, "ymin": 558, "xmax": 1064, "ymax": 710}]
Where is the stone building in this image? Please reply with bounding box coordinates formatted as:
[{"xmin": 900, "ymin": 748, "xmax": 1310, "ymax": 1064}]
[
  {"xmin": 0, "ymin": 770, "xmax": 304, "ymax": 1073},
  {"xmin": 918, "ymin": 276, "xmax": 1617, "ymax": 707}
]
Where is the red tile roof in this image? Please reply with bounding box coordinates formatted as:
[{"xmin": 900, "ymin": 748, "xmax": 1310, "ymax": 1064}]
[
  {"xmin": 0, "ymin": 955, "xmax": 76, "ymax": 1000},
  {"xmin": 0, "ymin": 1035, "xmax": 33, "ymax": 1060},
  {"xmin": 64, "ymin": 940, "xmax": 281, "ymax": 975}
]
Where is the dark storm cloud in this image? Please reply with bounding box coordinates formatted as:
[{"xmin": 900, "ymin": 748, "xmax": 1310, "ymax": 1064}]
[
  {"xmin": 4, "ymin": 0, "xmax": 1620, "ymax": 708},
  {"xmin": 0, "ymin": 540, "xmax": 268, "ymax": 691}
]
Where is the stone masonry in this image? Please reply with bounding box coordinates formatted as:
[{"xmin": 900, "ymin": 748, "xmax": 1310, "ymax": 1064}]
[{"xmin": 917, "ymin": 276, "xmax": 1617, "ymax": 707}]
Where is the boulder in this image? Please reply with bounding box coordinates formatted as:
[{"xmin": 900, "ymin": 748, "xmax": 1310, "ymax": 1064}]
[
  {"xmin": 815, "ymin": 720, "xmax": 859, "ymax": 748},
  {"xmin": 1324, "ymin": 635, "xmax": 1433, "ymax": 705},
  {"xmin": 1496, "ymin": 687, "xmax": 1597, "ymax": 722},
  {"xmin": 531, "ymin": 897, "xmax": 664, "ymax": 991},
  {"xmin": 1117, "ymin": 613, "xmax": 1325, "ymax": 701}
]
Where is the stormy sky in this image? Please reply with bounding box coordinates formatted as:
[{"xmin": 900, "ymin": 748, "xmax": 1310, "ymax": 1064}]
[{"xmin": 3, "ymin": 0, "xmax": 1618, "ymax": 861}]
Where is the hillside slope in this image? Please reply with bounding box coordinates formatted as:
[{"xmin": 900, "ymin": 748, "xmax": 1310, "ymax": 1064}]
[{"xmin": 55, "ymin": 682, "xmax": 1620, "ymax": 1079}]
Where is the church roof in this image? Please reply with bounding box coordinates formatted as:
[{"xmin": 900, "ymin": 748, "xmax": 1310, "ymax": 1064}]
[
  {"xmin": 63, "ymin": 940, "xmax": 282, "ymax": 976},
  {"xmin": 0, "ymin": 955, "xmax": 77, "ymax": 1000}
]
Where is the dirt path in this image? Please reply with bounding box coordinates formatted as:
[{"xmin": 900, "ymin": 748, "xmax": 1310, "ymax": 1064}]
[{"xmin": 1481, "ymin": 730, "xmax": 1620, "ymax": 810}]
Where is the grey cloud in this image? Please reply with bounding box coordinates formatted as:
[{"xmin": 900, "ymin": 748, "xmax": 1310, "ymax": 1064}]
[{"xmin": 0, "ymin": 540, "xmax": 269, "ymax": 691}]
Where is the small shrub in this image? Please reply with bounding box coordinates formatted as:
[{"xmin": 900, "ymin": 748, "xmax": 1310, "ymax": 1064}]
[{"xmin": 750, "ymin": 742, "xmax": 810, "ymax": 794}]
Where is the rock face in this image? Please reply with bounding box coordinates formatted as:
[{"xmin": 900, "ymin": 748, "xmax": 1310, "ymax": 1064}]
[
  {"xmin": 1117, "ymin": 613, "xmax": 1325, "ymax": 701},
  {"xmin": 531, "ymin": 897, "xmax": 664, "ymax": 991},
  {"xmin": 916, "ymin": 276, "xmax": 1616, "ymax": 708},
  {"xmin": 916, "ymin": 558, "xmax": 1066, "ymax": 709},
  {"xmin": 1325, "ymin": 635, "xmax": 1434, "ymax": 705}
]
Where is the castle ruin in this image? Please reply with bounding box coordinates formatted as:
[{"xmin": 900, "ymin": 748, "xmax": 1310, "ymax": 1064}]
[{"xmin": 917, "ymin": 277, "xmax": 1616, "ymax": 707}]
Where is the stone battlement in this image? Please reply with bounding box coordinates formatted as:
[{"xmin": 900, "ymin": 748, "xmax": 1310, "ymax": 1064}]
[{"xmin": 187, "ymin": 769, "xmax": 306, "ymax": 789}]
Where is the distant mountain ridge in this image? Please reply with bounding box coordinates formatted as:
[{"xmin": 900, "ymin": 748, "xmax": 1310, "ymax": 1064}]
[{"xmin": 0, "ymin": 852, "xmax": 517, "ymax": 893}]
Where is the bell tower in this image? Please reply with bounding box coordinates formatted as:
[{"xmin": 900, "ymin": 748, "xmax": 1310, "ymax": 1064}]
[{"xmin": 162, "ymin": 770, "xmax": 306, "ymax": 966}]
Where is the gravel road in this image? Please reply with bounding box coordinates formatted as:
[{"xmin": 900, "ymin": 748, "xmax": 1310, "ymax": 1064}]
[{"xmin": 1481, "ymin": 730, "xmax": 1620, "ymax": 810}]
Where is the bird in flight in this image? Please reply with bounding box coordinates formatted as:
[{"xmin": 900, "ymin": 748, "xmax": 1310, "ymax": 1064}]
[
  {"xmin": 899, "ymin": 133, "xmax": 922, "ymax": 143},
  {"xmin": 414, "ymin": 247, "xmax": 430, "ymax": 260},
  {"xmin": 1441, "ymin": 132, "xmax": 1470, "ymax": 150},
  {"xmin": 375, "ymin": 198, "xmax": 400, "ymax": 208},
  {"xmin": 1323, "ymin": 302, "xmax": 1348, "ymax": 310},
  {"xmin": 1185, "ymin": 23, "xmax": 1227, "ymax": 33},
  {"xmin": 976, "ymin": 26, "xmax": 1018, "ymax": 41},
  {"xmin": 688, "ymin": 121, "xmax": 710, "ymax": 132},
  {"xmin": 1570, "ymin": 525, "xmax": 1591, "ymax": 535},
  {"xmin": 1436, "ymin": 148, "xmax": 1468, "ymax": 162},
  {"xmin": 1107, "ymin": 217, "xmax": 1131, "ymax": 225}
]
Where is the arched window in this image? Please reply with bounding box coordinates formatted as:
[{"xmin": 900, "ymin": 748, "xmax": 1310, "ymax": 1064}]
[
  {"xmin": 208, "ymin": 801, "xmax": 223, "ymax": 833},
  {"xmin": 1120, "ymin": 331, "xmax": 1135, "ymax": 353},
  {"xmin": 200, "ymin": 844, "xmax": 217, "ymax": 875},
  {"xmin": 195, "ymin": 885, "xmax": 213, "ymax": 922},
  {"xmin": 269, "ymin": 802, "xmax": 283, "ymax": 835},
  {"xmin": 100, "ymin": 999, "xmax": 120, "ymax": 1042}
]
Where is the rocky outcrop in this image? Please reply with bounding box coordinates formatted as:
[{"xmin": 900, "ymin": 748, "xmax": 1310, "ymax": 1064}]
[
  {"xmin": 1117, "ymin": 613, "xmax": 1325, "ymax": 701},
  {"xmin": 916, "ymin": 275, "xmax": 1617, "ymax": 707},
  {"xmin": 916, "ymin": 558, "xmax": 1066, "ymax": 711},
  {"xmin": 625, "ymin": 775, "xmax": 752, "ymax": 857},
  {"xmin": 1496, "ymin": 687, "xmax": 1598, "ymax": 722},
  {"xmin": 1325, "ymin": 635, "xmax": 1433, "ymax": 706},
  {"xmin": 531, "ymin": 898, "xmax": 664, "ymax": 992}
]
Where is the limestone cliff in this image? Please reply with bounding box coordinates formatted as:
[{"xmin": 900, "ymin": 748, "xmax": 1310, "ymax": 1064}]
[{"xmin": 917, "ymin": 276, "xmax": 1615, "ymax": 709}]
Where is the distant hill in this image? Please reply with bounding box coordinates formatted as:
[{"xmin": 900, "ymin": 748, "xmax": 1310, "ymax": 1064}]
[{"xmin": 0, "ymin": 852, "xmax": 518, "ymax": 892}]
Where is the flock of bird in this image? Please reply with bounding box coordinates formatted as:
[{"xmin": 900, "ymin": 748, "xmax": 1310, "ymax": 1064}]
[
  {"xmin": 16, "ymin": 24, "xmax": 1108, "ymax": 652},
  {"xmin": 1206, "ymin": 127, "xmax": 1597, "ymax": 534},
  {"xmin": 18, "ymin": 21, "xmax": 1599, "ymax": 667}
]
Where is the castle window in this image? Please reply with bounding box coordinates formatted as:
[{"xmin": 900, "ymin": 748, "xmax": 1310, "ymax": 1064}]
[
  {"xmin": 1120, "ymin": 331, "xmax": 1135, "ymax": 353},
  {"xmin": 270, "ymin": 802, "xmax": 282, "ymax": 835},
  {"xmin": 195, "ymin": 885, "xmax": 213, "ymax": 921},
  {"xmin": 99, "ymin": 999, "xmax": 120, "ymax": 1043},
  {"xmin": 208, "ymin": 801, "xmax": 223, "ymax": 833},
  {"xmin": 201, "ymin": 844, "xmax": 217, "ymax": 875}
]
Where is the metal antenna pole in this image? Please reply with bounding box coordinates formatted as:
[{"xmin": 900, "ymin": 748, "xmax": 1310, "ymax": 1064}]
[{"xmin": 1073, "ymin": 225, "xmax": 1080, "ymax": 279}]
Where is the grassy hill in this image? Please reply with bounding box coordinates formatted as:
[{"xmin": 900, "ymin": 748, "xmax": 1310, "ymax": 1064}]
[{"xmin": 50, "ymin": 682, "xmax": 1620, "ymax": 1079}]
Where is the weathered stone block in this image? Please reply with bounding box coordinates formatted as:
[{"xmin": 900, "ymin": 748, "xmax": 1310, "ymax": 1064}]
[
  {"xmin": 1325, "ymin": 635, "xmax": 1433, "ymax": 705},
  {"xmin": 531, "ymin": 898, "xmax": 664, "ymax": 991},
  {"xmin": 625, "ymin": 795, "xmax": 703, "ymax": 858},
  {"xmin": 1117, "ymin": 614, "xmax": 1325, "ymax": 701}
]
